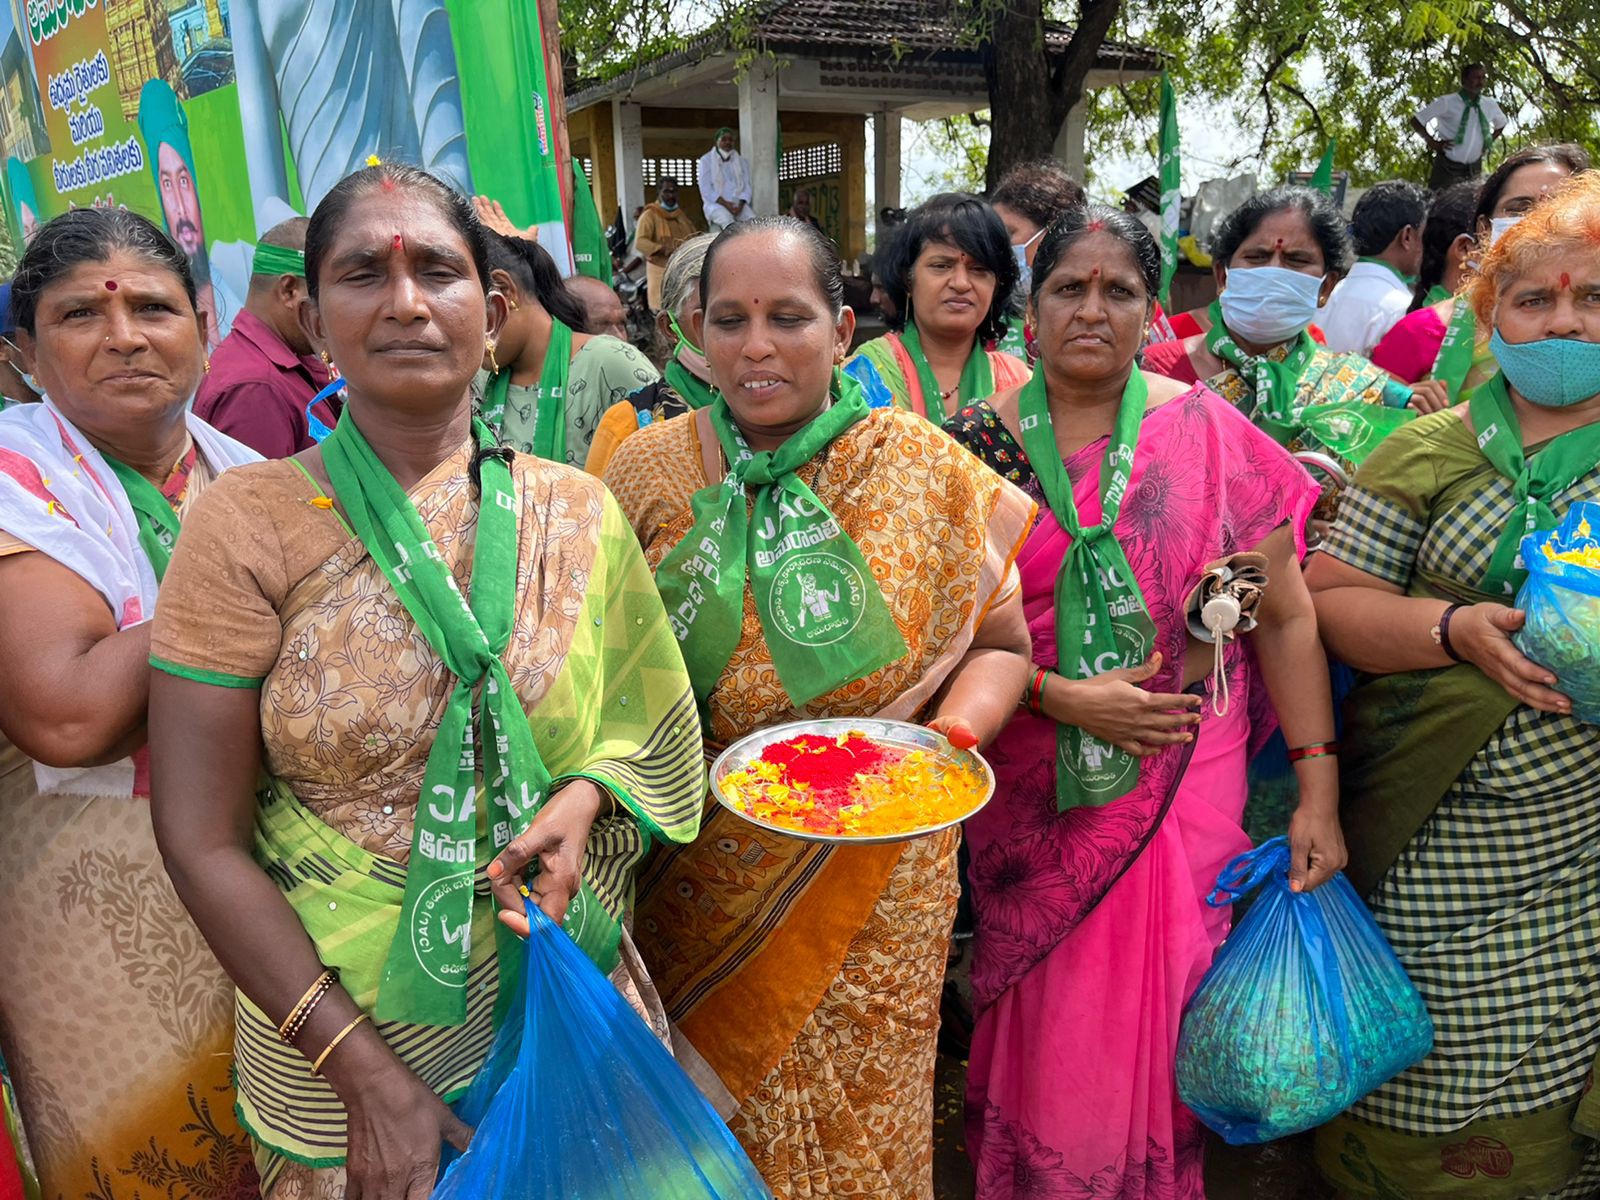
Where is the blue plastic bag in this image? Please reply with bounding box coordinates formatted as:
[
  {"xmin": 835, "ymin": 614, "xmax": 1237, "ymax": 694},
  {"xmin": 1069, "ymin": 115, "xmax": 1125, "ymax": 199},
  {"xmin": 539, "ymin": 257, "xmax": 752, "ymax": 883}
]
[
  {"xmin": 1175, "ymin": 838, "xmax": 1433, "ymax": 1145},
  {"xmin": 432, "ymin": 899, "xmax": 771, "ymax": 1199},
  {"xmin": 1515, "ymin": 500, "xmax": 1600, "ymax": 725}
]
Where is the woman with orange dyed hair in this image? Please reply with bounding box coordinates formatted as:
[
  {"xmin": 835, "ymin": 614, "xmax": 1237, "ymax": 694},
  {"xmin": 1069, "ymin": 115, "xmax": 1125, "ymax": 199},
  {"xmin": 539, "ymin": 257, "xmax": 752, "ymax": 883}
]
[{"xmin": 1306, "ymin": 171, "xmax": 1600, "ymax": 1197}]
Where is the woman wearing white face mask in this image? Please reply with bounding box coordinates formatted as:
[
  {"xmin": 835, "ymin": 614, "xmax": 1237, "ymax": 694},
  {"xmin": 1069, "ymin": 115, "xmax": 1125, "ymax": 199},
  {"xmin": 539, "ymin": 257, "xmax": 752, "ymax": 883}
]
[
  {"xmin": 1305, "ymin": 170, "xmax": 1600, "ymax": 1199},
  {"xmin": 585, "ymin": 232, "xmax": 717, "ymax": 476},
  {"xmin": 1144, "ymin": 187, "xmax": 1412, "ymax": 470},
  {"xmin": 1373, "ymin": 143, "xmax": 1590, "ymax": 415}
]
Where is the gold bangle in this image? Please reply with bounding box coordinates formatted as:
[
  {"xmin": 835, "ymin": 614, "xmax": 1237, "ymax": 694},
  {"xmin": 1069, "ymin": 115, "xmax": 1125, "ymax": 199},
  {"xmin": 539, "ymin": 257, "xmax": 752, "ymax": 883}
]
[
  {"xmin": 278, "ymin": 969, "xmax": 337, "ymax": 1043},
  {"xmin": 309, "ymin": 1012, "xmax": 370, "ymax": 1076}
]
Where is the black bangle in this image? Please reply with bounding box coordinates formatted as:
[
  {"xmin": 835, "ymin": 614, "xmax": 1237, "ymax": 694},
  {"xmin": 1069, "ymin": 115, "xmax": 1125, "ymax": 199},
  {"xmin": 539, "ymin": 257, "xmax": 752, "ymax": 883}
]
[{"xmin": 1437, "ymin": 603, "xmax": 1465, "ymax": 663}]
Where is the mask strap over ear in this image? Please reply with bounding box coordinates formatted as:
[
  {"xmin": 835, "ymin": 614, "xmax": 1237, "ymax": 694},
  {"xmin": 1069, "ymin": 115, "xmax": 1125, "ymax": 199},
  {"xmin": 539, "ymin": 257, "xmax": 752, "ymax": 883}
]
[{"xmin": 667, "ymin": 311, "xmax": 703, "ymax": 357}]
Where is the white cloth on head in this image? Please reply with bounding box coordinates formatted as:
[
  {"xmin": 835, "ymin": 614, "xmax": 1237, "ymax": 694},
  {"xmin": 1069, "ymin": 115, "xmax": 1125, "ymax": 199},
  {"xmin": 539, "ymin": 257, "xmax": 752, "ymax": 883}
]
[
  {"xmin": 697, "ymin": 146, "xmax": 754, "ymax": 229},
  {"xmin": 1414, "ymin": 92, "xmax": 1508, "ymax": 163},
  {"xmin": 1315, "ymin": 261, "xmax": 1414, "ymax": 356},
  {"xmin": 0, "ymin": 397, "xmax": 259, "ymax": 795}
]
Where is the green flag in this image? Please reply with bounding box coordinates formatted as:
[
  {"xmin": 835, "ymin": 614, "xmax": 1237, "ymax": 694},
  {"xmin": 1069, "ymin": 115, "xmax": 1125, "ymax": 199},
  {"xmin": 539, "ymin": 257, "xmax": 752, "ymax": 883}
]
[
  {"xmin": 444, "ymin": 0, "xmax": 565, "ymax": 226},
  {"xmin": 1157, "ymin": 72, "xmax": 1180, "ymax": 306},
  {"xmin": 570, "ymin": 158, "xmax": 613, "ymax": 283},
  {"xmin": 1310, "ymin": 139, "xmax": 1337, "ymax": 194}
]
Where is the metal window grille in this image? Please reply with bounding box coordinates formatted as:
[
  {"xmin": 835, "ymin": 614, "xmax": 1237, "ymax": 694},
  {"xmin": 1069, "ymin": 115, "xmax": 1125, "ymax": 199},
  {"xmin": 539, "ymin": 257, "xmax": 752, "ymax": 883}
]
[
  {"xmin": 643, "ymin": 158, "xmax": 698, "ymax": 187},
  {"xmin": 780, "ymin": 142, "xmax": 842, "ymax": 182}
]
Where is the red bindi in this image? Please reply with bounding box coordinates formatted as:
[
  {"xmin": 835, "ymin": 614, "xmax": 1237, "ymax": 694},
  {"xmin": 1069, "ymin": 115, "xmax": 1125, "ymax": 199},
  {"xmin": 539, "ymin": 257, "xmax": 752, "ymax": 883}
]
[
  {"xmin": 1090, "ymin": 266, "xmax": 1101, "ymax": 278},
  {"xmin": 1275, "ymin": 238, "xmax": 1285, "ymax": 248},
  {"xmin": 1561, "ymin": 272, "xmax": 1571, "ymax": 289},
  {"xmin": 104, "ymin": 280, "xmax": 117, "ymax": 291},
  {"xmin": 392, "ymin": 234, "xmax": 404, "ymax": 250}
]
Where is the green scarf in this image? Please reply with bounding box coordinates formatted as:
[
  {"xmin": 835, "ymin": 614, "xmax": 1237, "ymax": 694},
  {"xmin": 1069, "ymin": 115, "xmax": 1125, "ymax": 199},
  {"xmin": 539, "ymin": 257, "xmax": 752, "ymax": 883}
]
[
  {"xmin": 321, "ymin": 414, "xmax": 609, "ymax": 1025},
  {"xmin": 1424, "ymin": 284, "xmax": 1453, "ymax": 306},
  {"xmin": 250, "ymin": 242, "xmax": 306, "ymax": 277},
  {"xmin": 1430, "ymin": 298, "xmax": 1478, "ymax": 404},
  {"xmin": 1469, "ymin": 373, "xmax": 1600, "ymax": 598},
  {"xmin": 1015, "ymin": 363, "xmax": 1156, "ymax": 810},
  {"xmin": 103, "ymin": 443, "xmax": 195, "ymax": 580},
  {"xmin": 901, "ymin": 320, "xmax": 992, "ymax": 423},
  {"xmin": 664, "ymin": 316, "xmax": 714, "ymax": 410},
  {"xmin": 485, "ymin": 319, "xmax": 572, "ymax": 461},
  {"xmin": 1453, "ymin": 92, "xmax": 1490, "ymax": 146},
  {"xmin": 664, "ymin": 358, "xmax": 714, "ymax": 410},
  {"xmin": 654, "ymin": 373, "xmax": 908, "ymax": 714},
  {"xmin": 1204, "ymin": 300, "xmax": 1318, "ymax": 442},
  {"xmin": 1358, "ymin": 256, "xmax": 1417, "ymax": 288}
]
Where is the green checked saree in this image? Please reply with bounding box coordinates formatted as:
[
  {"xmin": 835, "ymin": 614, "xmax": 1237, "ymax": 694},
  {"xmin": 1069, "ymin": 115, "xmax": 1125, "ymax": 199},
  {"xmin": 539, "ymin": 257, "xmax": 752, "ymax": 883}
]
[
  {"xmin": 1311, "ymin": 411, "xmax": 1600, "ymax": 1198},
  {"xmin": 149, "ymin": 439, "xmax": 704, "ymax": 1190}
]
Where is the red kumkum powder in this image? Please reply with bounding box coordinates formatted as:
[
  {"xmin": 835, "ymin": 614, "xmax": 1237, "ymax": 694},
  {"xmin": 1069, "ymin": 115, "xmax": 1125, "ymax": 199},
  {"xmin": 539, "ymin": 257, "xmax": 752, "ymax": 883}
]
[{"xmin": 758, "ymin": 734, "xmax": 891, "ymax": 797}]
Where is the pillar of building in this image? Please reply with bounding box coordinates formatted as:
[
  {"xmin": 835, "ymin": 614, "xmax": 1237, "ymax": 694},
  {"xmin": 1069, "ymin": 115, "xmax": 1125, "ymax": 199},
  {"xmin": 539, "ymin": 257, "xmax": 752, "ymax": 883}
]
[
  {"xmin": 1052, "ymin": 97, "xmax": 1088, "ymax": 182},
  {"xmin": 873, "ymin": 109, "xmax": 902, "ymax": 218},
  {"xmin": 612, "ymin": 100, "xmax": 646, "ymax": 226},
  {"xmin": 738, "ymin": 55, "xmax": 780, "ymax": 216}
]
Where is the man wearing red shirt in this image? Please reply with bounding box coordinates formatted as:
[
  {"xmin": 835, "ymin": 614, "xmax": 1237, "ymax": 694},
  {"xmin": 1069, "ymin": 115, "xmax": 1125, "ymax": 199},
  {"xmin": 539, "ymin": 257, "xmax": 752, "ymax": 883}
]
[{"xmin": 193, "ymin": 218, "xmax": 336, "ymax": 457}]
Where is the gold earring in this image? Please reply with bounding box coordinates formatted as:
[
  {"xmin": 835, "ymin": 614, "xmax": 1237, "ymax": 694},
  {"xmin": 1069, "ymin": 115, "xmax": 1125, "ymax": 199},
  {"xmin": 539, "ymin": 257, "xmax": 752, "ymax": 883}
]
[
  {"xmin": 486, "ymin": 336, "xmax": 500, "ymax": 373},
  {"xmin": 203, "ymin": 357, "xmax": 211, "ymax": 374},
  {"xmin": 508, "ymin": 299, "xmax": 520, "ymax": 312}
]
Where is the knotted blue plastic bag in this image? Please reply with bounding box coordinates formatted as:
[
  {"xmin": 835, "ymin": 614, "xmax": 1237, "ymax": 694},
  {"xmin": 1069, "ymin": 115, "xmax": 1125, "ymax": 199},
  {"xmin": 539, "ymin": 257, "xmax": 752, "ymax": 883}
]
[
  {"xmin": 1515, "ymin": 500, "xmax": 1600, "ymax": 725},
  {"xmin": 1175, "ymin": 837, "xmax": 1433, "ymax": 1145},
  {"xmin": 431, "ymin": 899, "xmax": 771, "ymax": 1199}
]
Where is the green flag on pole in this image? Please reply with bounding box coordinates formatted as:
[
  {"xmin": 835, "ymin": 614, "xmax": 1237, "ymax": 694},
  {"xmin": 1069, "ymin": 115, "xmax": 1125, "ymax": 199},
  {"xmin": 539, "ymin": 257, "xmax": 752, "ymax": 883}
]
[
  {"xmin": 1157, "ymin": 72, "xmax": 1181, "ymax": 307},
  {"xmin": 569, "ymin": 158, "xmax": 613, "ymax": 284},
  {"xmin": 1310, "ymin": 139, "xmax": 1337, "ymax": 194},
  {"xmin": 444, "ymin": 0, "xmax": 565, "ymax": 227}
]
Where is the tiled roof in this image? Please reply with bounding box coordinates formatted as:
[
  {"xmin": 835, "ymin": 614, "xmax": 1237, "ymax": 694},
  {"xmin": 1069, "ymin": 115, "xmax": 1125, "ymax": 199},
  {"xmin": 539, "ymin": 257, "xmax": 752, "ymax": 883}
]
[
  {"xmin": 568, "ymin": 0, "xmax": 1160, "ymax": 108},
  {"xmin": 750, "ymin": 0, "xmax": 1154, "ymax": 66}
]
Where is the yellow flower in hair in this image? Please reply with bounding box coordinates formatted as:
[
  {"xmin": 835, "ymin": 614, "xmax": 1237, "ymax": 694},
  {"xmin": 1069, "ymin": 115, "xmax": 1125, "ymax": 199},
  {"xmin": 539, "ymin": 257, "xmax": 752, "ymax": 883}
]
[{"xmin": 365, "ymin": 154, "xmax": 382, "ymax": 167}]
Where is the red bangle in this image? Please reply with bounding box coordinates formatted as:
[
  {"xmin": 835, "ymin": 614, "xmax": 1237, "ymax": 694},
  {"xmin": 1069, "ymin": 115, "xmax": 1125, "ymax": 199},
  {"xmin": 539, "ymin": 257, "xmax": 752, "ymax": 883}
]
[
  {"xmin": 1025, "ymin": 667, "xmax": 1051, "ymax": 717},
  {"xmin": 1287, "ymin": 741, "xmax": 1339, "ymax": 763}
]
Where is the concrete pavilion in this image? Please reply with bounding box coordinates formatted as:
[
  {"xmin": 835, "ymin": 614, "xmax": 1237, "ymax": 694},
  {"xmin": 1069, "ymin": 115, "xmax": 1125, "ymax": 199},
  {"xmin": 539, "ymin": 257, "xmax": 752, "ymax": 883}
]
[{"xmin": 566, "ymin": 0, "xmax": 1160, "ymax": 264}]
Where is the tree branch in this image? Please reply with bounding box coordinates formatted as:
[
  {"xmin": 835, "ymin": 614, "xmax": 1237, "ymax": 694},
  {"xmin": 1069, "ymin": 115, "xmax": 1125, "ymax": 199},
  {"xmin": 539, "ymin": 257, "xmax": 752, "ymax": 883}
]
[{"xmin": 1045, "ymin": 0, "xmax": 1124, "ymax": 129}]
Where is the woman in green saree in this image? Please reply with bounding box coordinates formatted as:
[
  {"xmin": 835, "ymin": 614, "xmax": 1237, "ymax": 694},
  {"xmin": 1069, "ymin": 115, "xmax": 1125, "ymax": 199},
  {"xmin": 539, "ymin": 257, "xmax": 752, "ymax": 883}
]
[
  {"xmin": 146, "ymin": 164, "xmax": 705, "ymax": 1199},
  {"xmin": 1305, "ymin": 171, "xmax": 1600, "ymax": 1199}
]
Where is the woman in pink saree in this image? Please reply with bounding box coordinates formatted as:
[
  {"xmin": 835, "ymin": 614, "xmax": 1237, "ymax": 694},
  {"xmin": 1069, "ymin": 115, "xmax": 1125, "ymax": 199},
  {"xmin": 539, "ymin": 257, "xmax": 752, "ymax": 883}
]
[{"xmin": 945, "ymin": 206, "xmax": 1347, "ymax": 1198}]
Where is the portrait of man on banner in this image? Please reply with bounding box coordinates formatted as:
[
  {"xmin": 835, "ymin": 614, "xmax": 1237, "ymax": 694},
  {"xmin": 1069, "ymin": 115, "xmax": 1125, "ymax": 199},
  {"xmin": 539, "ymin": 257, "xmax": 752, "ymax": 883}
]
[{"xmin": 137, "ymin": 79, "xmax": 233, "ymax": 346}]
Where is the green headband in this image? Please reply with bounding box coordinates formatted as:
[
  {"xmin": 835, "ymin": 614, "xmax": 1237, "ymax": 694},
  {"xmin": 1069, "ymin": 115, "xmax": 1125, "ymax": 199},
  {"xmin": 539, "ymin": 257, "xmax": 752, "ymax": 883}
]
[{"xmin": 252, "ymin": 242, "xmax": 306, "ymax": 277}]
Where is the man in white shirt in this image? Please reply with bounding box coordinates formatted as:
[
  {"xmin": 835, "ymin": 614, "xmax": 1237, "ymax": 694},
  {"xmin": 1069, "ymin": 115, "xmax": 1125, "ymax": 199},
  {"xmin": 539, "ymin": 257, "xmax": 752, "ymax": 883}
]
[
  {"xmin": 1317, "ymin": 181, "xmax": 1427, "ymax": 356},
  {"xmin": 697, "ymin": 128, "xmax": 756, "ymax": 230},
  {"xmin": 1412, "ymin": 62, "xmax": 1508, "ymax": 188}
]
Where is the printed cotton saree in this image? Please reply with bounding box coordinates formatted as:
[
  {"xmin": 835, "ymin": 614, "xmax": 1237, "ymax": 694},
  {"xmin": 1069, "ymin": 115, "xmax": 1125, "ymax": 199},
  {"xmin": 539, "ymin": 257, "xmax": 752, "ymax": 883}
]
[
  {"xmin": 150, "ymin": 445, "xmax": 704, "ymax": 1192},
  {"xmin": 605, "ymin": 405, "xmax": 1034, "ymax": 1198}
]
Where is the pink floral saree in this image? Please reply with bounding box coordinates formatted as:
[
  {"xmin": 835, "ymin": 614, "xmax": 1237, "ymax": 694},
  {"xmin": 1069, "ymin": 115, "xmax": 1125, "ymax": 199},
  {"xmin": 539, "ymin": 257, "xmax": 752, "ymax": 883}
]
[{"xmin": 947, "ymin": 384, "xmax": 1319, "ymax": 1199}]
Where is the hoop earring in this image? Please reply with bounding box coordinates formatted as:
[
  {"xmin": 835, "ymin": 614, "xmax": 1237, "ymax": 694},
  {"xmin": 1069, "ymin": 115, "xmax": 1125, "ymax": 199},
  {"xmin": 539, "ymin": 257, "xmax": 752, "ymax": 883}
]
[{"xmin": 486, "ymin": 336, "xmax": 500, "ymax": 373}]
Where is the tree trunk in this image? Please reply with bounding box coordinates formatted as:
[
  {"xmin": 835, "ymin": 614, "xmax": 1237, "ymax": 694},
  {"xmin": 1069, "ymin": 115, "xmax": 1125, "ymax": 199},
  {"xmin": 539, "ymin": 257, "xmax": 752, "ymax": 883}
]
[{"xmin": 982, "ymin": 0, "xmax": 1123, "ymax": 191}]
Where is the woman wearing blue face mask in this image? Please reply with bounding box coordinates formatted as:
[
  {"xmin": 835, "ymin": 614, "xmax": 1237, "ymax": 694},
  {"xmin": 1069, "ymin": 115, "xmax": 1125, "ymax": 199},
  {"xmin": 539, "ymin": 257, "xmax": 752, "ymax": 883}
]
[
  {"xmin": 1144, "ymin": 187, "xmax": 1412, "ymax": 472},
  {"xmin": 1373, "ymin": 144, "xmax": 1590, "ymax": 416},
  {"xmin": 1304, "ymin": 170, "xmax": 1600, "ymax": 1198}
]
